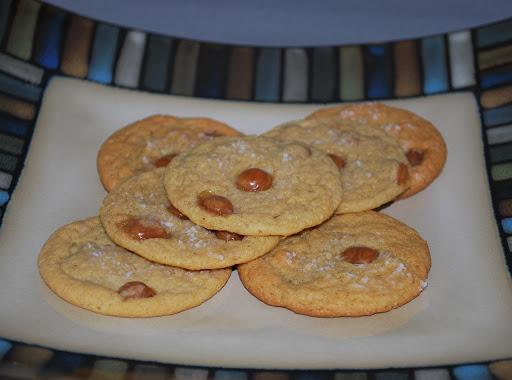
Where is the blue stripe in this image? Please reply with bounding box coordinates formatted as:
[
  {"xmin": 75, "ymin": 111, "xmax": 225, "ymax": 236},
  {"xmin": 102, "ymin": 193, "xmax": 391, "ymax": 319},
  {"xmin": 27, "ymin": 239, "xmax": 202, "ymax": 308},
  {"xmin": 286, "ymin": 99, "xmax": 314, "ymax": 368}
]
[
  {"xmin": 480, "ymin": 67, "xmax": 512, "ymax": 89},
  {"xmin": 254, "ymin": 48, "xmax": 281, "ymax": 102},
  {"xmin": 87, "ymin": 24, "xmax": 119, "ymax": 84},
  {"xmin": 50, "ymin": 352, "xmax": 90, "ymax": 371},
  {"xmin": 0, "ymin": 73, "xmax": 42, "ymax": 102},
  {"xmin": 213, "ymin": 370, "xmax": 248, "ymax": 379},
  {"xmin": 0, "ymin": 116, "xmax": 30, "ymax": 137},
  {"xmin": 483, "ymin": 104, "xmax": 512, "ymax": 127},
  {"xmin": 0, "ymin": 189, "xmax": 9, "ymax": 206},
  {"xmin": 35, "ymin": 10, "xmax": 66, "ymax": 69},
  {"xmin": 0, "ymin": 339, "xmax": 12, "ymax": 359},
  {"xmin": 453, "ymin": 364, "xmax": 493, "ymax": 380},
  {"xmin": 422, "ymin": 36, "xmax": 449, "ymax": 94},
  {"xmin": 501, "ymin": 217, "xmax": 512, "ymax": 233},
  {"xmin": 366, "ymin": 44, "xmax": 391, "ymax": 99},
  {"xmin": 197, "ymin": 44, "xmax": 228, "ymax": 99}
]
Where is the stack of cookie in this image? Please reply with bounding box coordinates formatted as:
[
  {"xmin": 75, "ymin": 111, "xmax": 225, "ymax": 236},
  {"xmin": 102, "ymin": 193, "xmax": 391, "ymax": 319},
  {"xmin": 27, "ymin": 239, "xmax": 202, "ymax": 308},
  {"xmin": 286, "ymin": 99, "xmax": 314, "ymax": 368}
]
[
  {"xmin": 38, "ymin": 103, "xmax": 446, "ymax": 318},
  {"xmin": 38, "ymin": 116, "xmax": 244, "ymax": 318}
]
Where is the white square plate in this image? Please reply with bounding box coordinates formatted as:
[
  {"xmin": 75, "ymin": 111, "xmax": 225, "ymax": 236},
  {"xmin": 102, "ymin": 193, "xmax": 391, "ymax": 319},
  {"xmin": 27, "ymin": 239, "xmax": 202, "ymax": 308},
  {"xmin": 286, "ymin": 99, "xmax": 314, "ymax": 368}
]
[{"xmin": 1, "ymin": 77, "xmax": 511, "ymax": 369}]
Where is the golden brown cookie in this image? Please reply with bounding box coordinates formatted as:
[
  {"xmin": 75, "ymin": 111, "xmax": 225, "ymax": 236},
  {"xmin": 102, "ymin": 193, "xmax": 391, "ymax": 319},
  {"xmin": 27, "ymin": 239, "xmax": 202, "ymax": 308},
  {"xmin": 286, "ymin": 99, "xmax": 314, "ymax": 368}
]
[
  {"xmin": 237, "ymin": 211, "xmax": 431, "ymax": 317},
  {"xmin": 264, "ymin": 118, "xmax": 410, "ymax": 213},
  {"xmin": 97, "ymin": 114, "xmax": 243, "ymax": 192},
  {"xmin": 163, "ymin": 135, "xmax": 343, "ymax": 236},
  {"xmin": 38, "ymin": 217, "xmax": 231, "ymax": 318},
  {"xmin": 306, "ymin": 102, "xmax": 447, "ymax": 199},
  {"xmin": 100, "ymin": 168, "xmax": 281, "ymax": 270}
]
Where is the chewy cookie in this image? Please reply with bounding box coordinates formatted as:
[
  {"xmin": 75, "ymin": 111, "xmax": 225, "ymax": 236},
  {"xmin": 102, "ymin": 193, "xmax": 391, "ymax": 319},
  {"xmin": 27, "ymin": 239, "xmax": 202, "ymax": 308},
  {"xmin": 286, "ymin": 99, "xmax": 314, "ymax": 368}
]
[
  {"xmin": 97, "ymin": 114, "xmax": 243, "ymax": 192},
  {"xmin": 237, "ymin": 211, "xmax": 431, "ymax": 317},
  {"xmin": 306, "ymin": 102, "xmax": 447, "ymax": 199},
  {"xmin": 163, "ymin": 135, "xmax": 343, "ymax": 236},
  {"xmin": 38, "ymin": 217, "xmax": 231, "ymax": 318},
  {"xmin": 100, "ymin": 168, "xmax": 281, "ymax": 270},
  {"xmin": 264, "ymin": 118, "xmax": 410, "ymax": 213}
]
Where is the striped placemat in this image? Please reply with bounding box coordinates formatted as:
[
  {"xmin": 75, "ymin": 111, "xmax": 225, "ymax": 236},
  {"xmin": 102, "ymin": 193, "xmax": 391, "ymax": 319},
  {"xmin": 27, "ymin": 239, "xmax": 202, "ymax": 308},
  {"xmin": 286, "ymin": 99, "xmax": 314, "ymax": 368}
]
[{"xmin": 0, "ymin": 0, "xmax": 511, "ymax": 377}]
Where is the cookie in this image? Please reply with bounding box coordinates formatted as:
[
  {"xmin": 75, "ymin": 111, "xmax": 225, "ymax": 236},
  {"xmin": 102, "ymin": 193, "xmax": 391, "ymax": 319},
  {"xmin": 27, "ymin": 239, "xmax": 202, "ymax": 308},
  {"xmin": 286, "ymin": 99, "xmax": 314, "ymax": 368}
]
[
  {"xmin": 97, "ymin": 114, "xmax": 243, "ymax": 192},
  {"xmin": 237, "ymin": 211, "xmax": 431, "ymax": 317},
  {"xmin": 264, "ymin": 118, "xmax": 410, "ymax": 213},
  {"xmin": 100, "ymin": 168, "xmax": 281, "ymax": 270},
  {"xmin": 306, "ymin": 102, "xmax": 447, "ymax": 199},
  {"xmin": 38, "ymin": 217, "xmax": 231, "ymax": 318},
  {"xmin": 163, "ymin": 135, "xmax": 343, "ymax": 236}
]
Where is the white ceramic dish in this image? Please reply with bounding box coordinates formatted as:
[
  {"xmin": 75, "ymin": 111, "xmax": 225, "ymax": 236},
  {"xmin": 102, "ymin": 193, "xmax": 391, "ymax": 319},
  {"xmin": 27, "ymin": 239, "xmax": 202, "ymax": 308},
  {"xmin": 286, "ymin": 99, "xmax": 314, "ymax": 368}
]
[{"xmin": 0, "ymin": 76, "xmax": 511, "ymax": 369}]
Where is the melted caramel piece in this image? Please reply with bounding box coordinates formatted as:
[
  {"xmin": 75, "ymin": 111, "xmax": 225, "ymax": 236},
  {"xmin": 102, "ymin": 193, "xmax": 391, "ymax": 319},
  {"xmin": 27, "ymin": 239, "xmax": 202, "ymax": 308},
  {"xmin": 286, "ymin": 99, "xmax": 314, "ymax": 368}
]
[
  {"xmin": 328, "ymin": 154, "xmax": 346, "ymax": 170},
  {"xmin": 119, "ymin": 217, "xmax": 171, "ymax": 240},
  {"xmin": 198, "ymin": 190, "xmax": 214, "ymax": 201},
  {"xmin": 167, "ymin": 203, "xmax": 188, "ymax": 220},
  {"xmin": 341, "ymin": 246, "xmax": 379, "ymax": 264},
  {"xmin": 236, "ymin": 168, "xmax": 273, "ymax": 192},
  {"xmin": 198, "ymin": 192, "xmax": 234, "ymax": 215},
  {"xmin": 154, "ymin": 153, "xmax": 178, "ymax": 168},
  {"xmin": 405, "ymin": 149, "xmax": 425, "ymax": 167},
  {"xmin": 396, "ymin": 163, "xmax": 409, "ymax": 186},
  {"xmin": 214, "ymin": 230, "xmax": 244, "ymax": 241},
  {"xmin": 118, "ymin": 281, "xmax": 154, "ymax": 300}
]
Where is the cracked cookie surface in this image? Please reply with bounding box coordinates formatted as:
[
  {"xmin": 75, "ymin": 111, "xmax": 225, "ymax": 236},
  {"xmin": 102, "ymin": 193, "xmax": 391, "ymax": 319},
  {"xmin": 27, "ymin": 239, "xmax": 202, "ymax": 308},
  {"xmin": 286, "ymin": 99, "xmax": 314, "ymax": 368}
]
[
  {"xmin": 99, "ymin": 168, "xmax": 280, "ymax": 270},
  {"xmin": 38, "ymin": 217, "xmax": 231, "ymax": 317},
  {"xmin": 264, "ymin": 118, "xmax": 410, "ymax": 213},
  {"xmin": 237, "ymin": 211, "xmax": 431, "ymax": 317},
  {"xmin": 163, "ymin": 135, "xmax": 343, "ymax": 236},
  {"xmin": 97, "ymin": 114, "xmax": 243, "ymax": 192},
  {"xmin": 306, "ymin": 102, "xmax": 447, "ymax": 199}
]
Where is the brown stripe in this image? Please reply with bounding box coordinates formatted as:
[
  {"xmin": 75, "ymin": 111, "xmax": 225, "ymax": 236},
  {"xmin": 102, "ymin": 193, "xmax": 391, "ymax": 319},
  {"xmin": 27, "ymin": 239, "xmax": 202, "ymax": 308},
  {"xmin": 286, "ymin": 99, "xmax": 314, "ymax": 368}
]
[
  {"xmin": 4, "ymin": 344, "xmax": 53, "ymax": 368},
  {"xmin": 499, "ymin": 199, "xmax": 512, "ymax": 216},
  {"xmin": 489, "ymin": 360, "xmax": 512, "ymax": 380},
  {"xmin": 481, "ymin": 85, "xmax": 512, "ymax": 109},
  {"xmin": 0, "ymin": 94, "xmax": 36, "ymax": 120},
  {"xmin": 478, "ymin": 44, "xmax": 512, "ymax": 70},
  {"xmin": 253, "ymin": 371, "xmax": 290, "ymax": 380},
  {"xmin": 226, "ymin": 46, "xmax": 254, "ymax": 100},
  {"xmin": 393, "ymin": 40, "xmax": 421, "ymax": 97},
  {"xmin": 60, "ymin": 15, "xmax": 94, "ymax": 78}
]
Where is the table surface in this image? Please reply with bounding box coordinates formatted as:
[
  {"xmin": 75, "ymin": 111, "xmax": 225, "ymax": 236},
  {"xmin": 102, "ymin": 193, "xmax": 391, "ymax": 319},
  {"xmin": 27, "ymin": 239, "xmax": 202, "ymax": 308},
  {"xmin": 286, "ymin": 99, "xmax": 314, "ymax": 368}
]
[
  {"xmin": 42, "ymin": 0, "xmax": 512, "ymax": 46},
  {"xmin": 1, "ymin": 0, "xmax": 512, "ymax": 379}
]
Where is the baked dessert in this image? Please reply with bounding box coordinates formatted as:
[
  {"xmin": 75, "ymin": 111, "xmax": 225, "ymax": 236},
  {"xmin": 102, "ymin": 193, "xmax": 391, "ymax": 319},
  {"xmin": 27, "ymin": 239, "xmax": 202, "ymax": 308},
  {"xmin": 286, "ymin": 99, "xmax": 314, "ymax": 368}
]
[
  {"xmin": 100, "ymin": 168, "xmax": 281, "ymax": 270},
  {"xmin": 237, "ymin": 211, "xmax": 431, "ymax": 317},
  {"xmin": 306, "ymin": 102, "xmax": 447, "ymax": 199},
  {"xmin": 97, "ymin": 114, "xmax": 243, "ymax": 192},
  {"xmin": 264, "ymin": 117, "xmax": 410, "ymax": 213},
  {"xmin": 38, "ymin": 217, "xmax": 231, "ymax": 317},
  {"xmin": 163, "ymin": 135, "xmax": 344, "ymax": 236}
]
